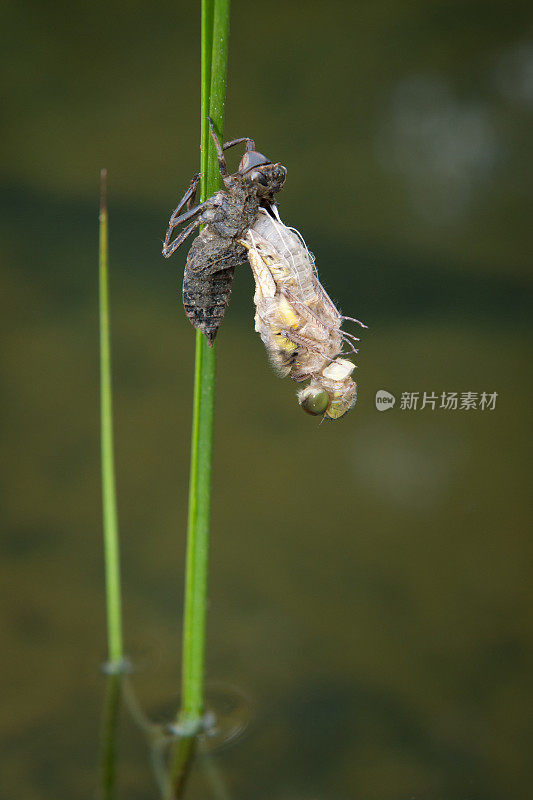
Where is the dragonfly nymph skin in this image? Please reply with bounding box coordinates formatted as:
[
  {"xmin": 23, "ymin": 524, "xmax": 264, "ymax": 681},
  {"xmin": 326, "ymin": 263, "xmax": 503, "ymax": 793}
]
[
  {"xmin": 162, "ymin": 119, "xmax": 286, "ymax": 345},
  {"xmin": 241, "ymin": 208, "xmax": 366, "ymax": 420}
]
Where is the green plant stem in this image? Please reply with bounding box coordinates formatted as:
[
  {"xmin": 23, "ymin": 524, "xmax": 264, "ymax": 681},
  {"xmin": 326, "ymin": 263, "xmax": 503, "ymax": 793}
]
[
  {"xmin": 178, "ymin": 0, "xmax": 230, "ymax": 732},
  {"xmin": 99, "ymin": 168, "xmax": 124, "ymax": 666},
  {"xmin": 98, "ymin": 673, "xmax": 122, "ymax": 800}
]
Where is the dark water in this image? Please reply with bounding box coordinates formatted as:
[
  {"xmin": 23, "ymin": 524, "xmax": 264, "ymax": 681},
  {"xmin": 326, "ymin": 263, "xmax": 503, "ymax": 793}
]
[{"xmin": 1, "ymin": 1, "xmax": 532, "ymax": 798}]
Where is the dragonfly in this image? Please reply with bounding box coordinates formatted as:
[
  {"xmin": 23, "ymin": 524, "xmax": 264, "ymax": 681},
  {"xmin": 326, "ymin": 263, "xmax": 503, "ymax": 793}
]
[{"xmin": 240, "ymin": 207, "xmax": 366, "ymax": 420}]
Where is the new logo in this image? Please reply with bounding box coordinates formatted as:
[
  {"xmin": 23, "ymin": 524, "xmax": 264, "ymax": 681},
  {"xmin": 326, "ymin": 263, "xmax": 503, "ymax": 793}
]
[{"xmin": 375, "ymin": 390, "xmax": 396, "ymax": 411}]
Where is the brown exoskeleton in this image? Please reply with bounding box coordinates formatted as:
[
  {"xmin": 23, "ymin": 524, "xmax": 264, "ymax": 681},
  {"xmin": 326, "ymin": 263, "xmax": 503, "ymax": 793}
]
[{"xmin": 162, "ymin": 119, "xmax": 287, "ymax": 345}]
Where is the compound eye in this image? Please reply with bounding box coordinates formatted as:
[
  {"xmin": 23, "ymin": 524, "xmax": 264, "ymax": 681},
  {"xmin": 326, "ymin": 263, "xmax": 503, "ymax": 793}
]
[
  {"xmin": 299, "ymin": 388, "xmax": 330, "ymax": 416},
  {"xmin": 248, "ymin": 170, "xmax": 269, "ymax": 186}
]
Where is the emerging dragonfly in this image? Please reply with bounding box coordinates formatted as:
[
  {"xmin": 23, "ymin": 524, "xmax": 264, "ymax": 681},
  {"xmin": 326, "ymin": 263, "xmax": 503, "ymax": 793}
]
[
  {"xmin": 162, "ymin": 118, "xmax": 286, "ymax": 345},
  {"xmin": 241, "ymin": 208, "xmax": 366, "ymax": 420},
  {"xmin": 163, "ymin": 120, "xmax": 365, "ymax": 419}
]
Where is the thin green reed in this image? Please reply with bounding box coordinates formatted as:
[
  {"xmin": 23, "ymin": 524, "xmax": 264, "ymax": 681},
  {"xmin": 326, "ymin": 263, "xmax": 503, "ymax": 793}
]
[
  {"xmin": 99, "ymin": 168, "xmax": 124, "ymax": 666},
  {"xmin": 178, "ymin": 0, "xmax": 231, "ymax": 732}
]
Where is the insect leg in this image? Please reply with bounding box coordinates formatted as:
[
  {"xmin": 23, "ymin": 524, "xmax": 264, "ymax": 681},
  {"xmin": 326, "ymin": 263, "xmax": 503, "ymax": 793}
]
[
  {"xmin": 222, "ymin": 136, "xmax": 256, "ymax": 153},
  {"xmin": 162, "ymin": 174, "xmax": 206, "ymax": 255},
  {"xmin": 339, "ymin": 338, "xmax": 359, "ymax": 355},
  {"xmin": 166, "ymin": 201, "xmax": 205, "ymax": 231},
  {"xmin": 341, "ymin": 330, "xmax": 360, "ymax": 343},
  {"xmin": 341, "ymin": 315, "xmax": 368, "ymax": 329},
  {"xmin": 207, "ymin": 117, "xmax": 231, "ymax": 181},
  {"xmin": 208, "ymin": 116, "xmax": 256, "ymax": 168},
  {"xmin": 162, "ymin": 217, "xmax": 202, "ymax": 258},
  {"xmin": 167, "ymin": 173, "xmax": 201, "ymax": 223}
]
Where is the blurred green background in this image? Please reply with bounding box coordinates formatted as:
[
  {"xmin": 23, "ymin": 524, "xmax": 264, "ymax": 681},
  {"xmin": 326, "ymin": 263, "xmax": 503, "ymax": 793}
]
[{"xmin": 1, "ymin": 1, "xmax": 532, "ymax": 798}]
